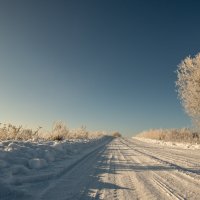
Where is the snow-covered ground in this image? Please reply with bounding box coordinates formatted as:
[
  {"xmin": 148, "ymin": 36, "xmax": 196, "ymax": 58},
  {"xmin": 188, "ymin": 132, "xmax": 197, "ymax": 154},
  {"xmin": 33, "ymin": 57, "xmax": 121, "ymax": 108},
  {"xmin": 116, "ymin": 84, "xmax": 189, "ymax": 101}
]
[
  {"xmin": 1, "ymin": 137, "xmax": 200, "ymax": 200},
  {"xmin": 0, "ymin": 136, "xmax": 111, "ymax": 200}
]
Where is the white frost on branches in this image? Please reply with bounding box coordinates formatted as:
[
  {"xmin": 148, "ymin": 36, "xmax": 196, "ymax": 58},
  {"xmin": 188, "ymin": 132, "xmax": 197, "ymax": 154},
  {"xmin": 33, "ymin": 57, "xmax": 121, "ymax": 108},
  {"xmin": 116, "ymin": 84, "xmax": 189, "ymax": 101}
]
[{"xmin": 176, "ymin": 53, "xmax": 200, "ymax": 127}]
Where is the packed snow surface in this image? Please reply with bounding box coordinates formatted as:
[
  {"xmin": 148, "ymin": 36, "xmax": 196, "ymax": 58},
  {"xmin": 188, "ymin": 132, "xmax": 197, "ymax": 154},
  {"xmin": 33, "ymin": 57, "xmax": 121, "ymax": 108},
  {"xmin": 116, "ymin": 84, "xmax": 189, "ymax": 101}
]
[{"xmin": 1, "ymin": 137, "xmax": 200, "ymax": 199}]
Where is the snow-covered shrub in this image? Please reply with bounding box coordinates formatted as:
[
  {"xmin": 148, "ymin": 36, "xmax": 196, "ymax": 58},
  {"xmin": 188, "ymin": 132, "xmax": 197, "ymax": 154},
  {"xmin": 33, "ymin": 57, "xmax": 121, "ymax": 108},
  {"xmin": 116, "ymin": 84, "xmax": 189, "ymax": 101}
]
[
  {"xmin": 73, "ymin": 126, "xmax": 89, "ymax": 139},
  {"xmin": 50, "ymin": 121, "xmax": 69, "ymax": 141},
  {"xmin": 112, "ymin": 132, "xmax": 122, "ymax": 137},
  {"xmin": 0, "ymin": 124, "xmax": 35, "ymax": 140}
]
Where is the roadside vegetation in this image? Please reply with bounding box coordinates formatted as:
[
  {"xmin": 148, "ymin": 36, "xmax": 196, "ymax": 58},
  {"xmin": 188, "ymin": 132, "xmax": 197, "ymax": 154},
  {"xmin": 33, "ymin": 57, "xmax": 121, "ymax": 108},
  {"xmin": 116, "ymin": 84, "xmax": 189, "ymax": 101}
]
[
  {"xmin": 112, "ymin": 131, "xmax": 122, "ymax": 137},
  {"xmin": 137, "ymin": 53, "xmax": 200, "ymax": 144},
  {"xmin": 137, "ymin": 128, "xmax": 200, "ymax": 144},
  {"xmin": 0, "ymin": 121, "xmax": 108, "ymax": 141}
]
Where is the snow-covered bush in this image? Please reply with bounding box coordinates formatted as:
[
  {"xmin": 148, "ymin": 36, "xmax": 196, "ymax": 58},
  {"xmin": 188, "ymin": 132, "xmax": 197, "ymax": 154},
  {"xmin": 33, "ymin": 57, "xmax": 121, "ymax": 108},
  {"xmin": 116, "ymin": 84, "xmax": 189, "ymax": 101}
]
[
  {"xmin": 176, "ymin": 53, "xmax": 200, "ymax": 128},
  {"xmin": 72, "ymin": 126, "xmax": 89, "ymax": 139},
  {"xmin": 50, "ymin": 121, "xmax": 69, "ymax": 141},
  {"xmin": 112, "ymin": 132, "xmax": 122, "ymax": 137},
  {"xmin": 0, "ymin": 123, "xmax": 37, "ymax": 140},
  {"xmin": 0, "ymin": 122, "xmax": 106, "ymax": 141}
]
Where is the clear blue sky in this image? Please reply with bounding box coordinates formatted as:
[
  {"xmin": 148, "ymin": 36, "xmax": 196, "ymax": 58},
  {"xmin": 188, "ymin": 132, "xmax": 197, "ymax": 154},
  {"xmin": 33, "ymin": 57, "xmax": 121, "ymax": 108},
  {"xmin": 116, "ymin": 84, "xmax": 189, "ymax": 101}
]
[{"xmin": 1, "ymin": 0, "xmax": 200, "ymax": 135}]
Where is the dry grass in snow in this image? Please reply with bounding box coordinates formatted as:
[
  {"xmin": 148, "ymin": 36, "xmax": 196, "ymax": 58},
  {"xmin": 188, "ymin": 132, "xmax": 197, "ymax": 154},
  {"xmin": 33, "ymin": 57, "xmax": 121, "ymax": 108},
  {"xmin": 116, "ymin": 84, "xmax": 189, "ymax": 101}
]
[
  {"xmin": 137, "ymin": 128, "xmax": 200, "ymax": 144},
  {"xmin": 0, "ymin": 121, "xmax": 107, "ymax": 141}
]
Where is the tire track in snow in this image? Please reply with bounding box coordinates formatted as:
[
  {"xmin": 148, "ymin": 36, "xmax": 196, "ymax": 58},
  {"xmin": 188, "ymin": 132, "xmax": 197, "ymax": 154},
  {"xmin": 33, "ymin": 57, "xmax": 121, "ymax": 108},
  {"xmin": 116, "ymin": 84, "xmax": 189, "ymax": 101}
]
[
  {"xmin": 99, "ymin": 143, "xmax": 124, "ymax": 200},
  {"xmin": 152, "ymin": 174, "xmax": 184, "ymax": 200},
  {"xmin": 38, "ymin": 140, "xmax": 111, "ymax": 200},
  {"xmin": 25, "ymin": 137, "xmax": 200, "ymax": 200},
  {"xmin": 117, "ymin": 141, "xmax": 164, "ymax": 200}
]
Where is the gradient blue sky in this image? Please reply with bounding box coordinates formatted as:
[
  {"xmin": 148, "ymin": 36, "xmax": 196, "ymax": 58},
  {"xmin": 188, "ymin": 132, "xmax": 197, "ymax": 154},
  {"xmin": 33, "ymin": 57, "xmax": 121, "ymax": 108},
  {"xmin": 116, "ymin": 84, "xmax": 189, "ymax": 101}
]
[{"xmin": 1, "ymin": 0, "xmax": 200, "ymax": 135}]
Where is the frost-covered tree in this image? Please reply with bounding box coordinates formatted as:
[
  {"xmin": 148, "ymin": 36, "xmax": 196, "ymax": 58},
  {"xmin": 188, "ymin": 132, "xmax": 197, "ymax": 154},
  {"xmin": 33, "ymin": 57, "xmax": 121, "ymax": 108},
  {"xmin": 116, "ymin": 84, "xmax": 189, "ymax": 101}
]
[{"xmin": 176, "ymin": 53, "xmax": 200, "ymax": 128}]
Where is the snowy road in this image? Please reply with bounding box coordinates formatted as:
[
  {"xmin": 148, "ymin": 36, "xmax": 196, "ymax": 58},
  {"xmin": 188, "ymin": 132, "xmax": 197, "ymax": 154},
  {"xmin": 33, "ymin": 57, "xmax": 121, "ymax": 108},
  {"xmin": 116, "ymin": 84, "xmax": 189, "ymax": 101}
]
[{"xmin": 35, "ymin": 137, "xmax": 200, "ymax": 200}]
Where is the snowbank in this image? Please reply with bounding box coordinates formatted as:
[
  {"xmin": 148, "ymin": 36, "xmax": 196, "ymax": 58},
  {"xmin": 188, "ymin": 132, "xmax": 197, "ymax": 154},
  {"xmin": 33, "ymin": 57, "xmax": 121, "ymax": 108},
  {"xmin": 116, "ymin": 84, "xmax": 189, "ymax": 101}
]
[{"xmin": 0, "ymin": 136, "xmax": 110, "ymax": 199}]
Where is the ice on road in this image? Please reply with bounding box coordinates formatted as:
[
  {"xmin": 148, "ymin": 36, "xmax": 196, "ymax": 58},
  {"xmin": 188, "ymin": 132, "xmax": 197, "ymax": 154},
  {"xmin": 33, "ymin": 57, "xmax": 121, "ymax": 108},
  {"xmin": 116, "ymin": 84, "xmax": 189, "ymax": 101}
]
[{"xmin": 1, "ymin": 137, "xmax": 200, "ymax": 199}]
